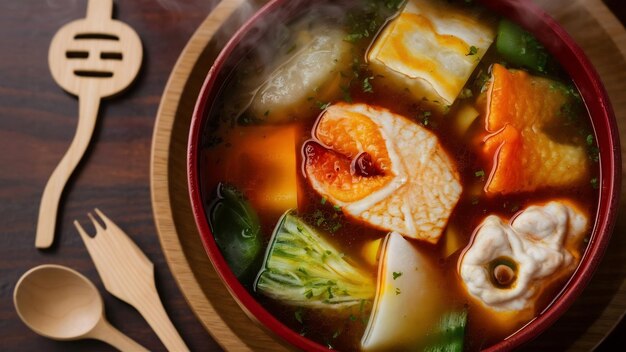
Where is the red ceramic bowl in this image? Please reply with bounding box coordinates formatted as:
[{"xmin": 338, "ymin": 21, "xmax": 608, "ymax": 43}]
[{"xmin": 188, "ymin": 0, "xmax": 621, "ymax": 350}]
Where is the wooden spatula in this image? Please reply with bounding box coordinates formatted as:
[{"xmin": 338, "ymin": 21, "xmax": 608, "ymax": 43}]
[{"xmin": 36, "ymin": 0, "xmax": 142, "ymax": 248}]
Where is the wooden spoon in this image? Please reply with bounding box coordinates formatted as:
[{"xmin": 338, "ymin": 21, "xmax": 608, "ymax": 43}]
[
  {"xmin": 13, "ymin": 264, "xmax": 148, "ymax": 351},
  {"xmin": 36, "ymin": 0, "xmax": 142, "ymax": 248}
]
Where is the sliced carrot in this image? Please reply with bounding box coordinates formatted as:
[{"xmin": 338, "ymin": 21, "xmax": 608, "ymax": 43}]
[
  {"xmin": 481, "ymin": 64, "xmax": 588, "ymax": 194},
  {"xmin": 211, "ymin": 124, "xmax": 300, "ymax": 218}
]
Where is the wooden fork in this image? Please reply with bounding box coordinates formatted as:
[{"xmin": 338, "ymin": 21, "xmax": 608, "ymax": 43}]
[{"xmin": 74, "ymin": 209, "xmax": 189, "ymax": 352}]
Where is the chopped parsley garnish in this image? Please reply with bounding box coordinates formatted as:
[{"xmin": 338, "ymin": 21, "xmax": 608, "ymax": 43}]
[
  {"xmin": 459, "ymin": 88, "xmax": 473, "ymax": 99},
  {"xmin": 341, "ymin": 85, "xmax": 353, "ymax": 103},
  {"xmin": 334, "ymin": 204, "xmax": 342, "ymax": 212},
  {"xmin": 321, "ymin": 197, "xmax": 327, "ymax": 205},
  {"xmin": 344, "ymin": 0, "xmax": 405, "ymax": 44},
  {"xmin": 392, "ymin": 271, "xmax": 403, "ymax": 280},
  {"xmin": 317, "ymin": 101, "xmax": 331, "ymax": 110},
  {"xmin": 591, "ymin": 177, "xmax": 599, "ymax": 190},
  {"xmin": 295, "ymin": 309, "xmax": 303, "ymax": 323},
  {"xmin": 467, "ymin": 45, "xmax": 478, "ymax": 56},
  {"xmin": 395, "ymin": 288, "xmax": 401, "ymax": 295},
  {"xmin": 475, "ymin": 170, "xmax": 485, "ymax": 179},
  {"xmin": 363, "ymin": 76, "xmax": 374, "ymax": 93}
]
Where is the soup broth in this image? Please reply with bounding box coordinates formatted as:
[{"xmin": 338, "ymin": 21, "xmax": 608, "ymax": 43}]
[{"xmin": 199, "ymin": 0, "xmax": 599, "ymax": 350}]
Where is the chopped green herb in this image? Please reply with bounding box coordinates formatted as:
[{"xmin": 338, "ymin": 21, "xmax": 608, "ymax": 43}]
[
  {"xmin": 304, "ymin": 289, "xmax": 313, "ymax": 299},
  {"xmin": 363, "ymin": 76, "xmax": 374, "ymax": 93},
  {"xmin": 344, "ymin": 33, "xmax": 365, "ymax": 43},
  {"xmin": 331, "ymin": 223, "xmax": 342, "ymax": 233},
  {"xmin": 591, "ymin": 177, "xmax": 599, "ymax": 190},
  {"xmin": 475, "ymin": 170, "xmax": 485, "ymax": 178},
  {"xmin": 467, "ymin": 46, "xmax": 478, "ymax": 56},
  {"xmin": 588, "ymin": 146, "xmax": 600, "ymax": 162},
  {"xmin": 321, "ymin": 197, "xmax": 327, "ymax": 205},
  {"xmin": 334, "ymin": 204, "xmax": 342, "ymax": 212},
  {"xmin": 295, "ymin": 309, "xmax": 303, "ymax": 323},
  {"xmin": 317, "ymin": 101, "xmax": 331, "ymax": 110},
  {"xmin": 349, "ymin": 314, "xmax": 357, "ymax": 321},
  {"xmin": 395, "ymin": 288, "xmax": 401, "ymax": 295},
  {"xmin": 341, "ymin": 85, "xmax": 353, "ymax": 103},
  {"xmin": 392, "ymin": 272, "xmax": 403, "ymax": 280},
  {"xmin": 586, "ymin": 134, "xmax": 594, "ymax": 146},
  {"xmin": 459, "ymin": 88, "xmax": 473, "ymax": 99}
]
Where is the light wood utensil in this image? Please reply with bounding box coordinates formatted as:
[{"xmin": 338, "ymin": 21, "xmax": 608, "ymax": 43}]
[
  {"xmin": 74, "ymin": 209, "xmax": 189, "ymax": 352},
  {"xmin": 13, "ymin": 264, "xmax": 148, "ymax": 352},
  {"xmin": 36, "ymin": 0, "xmax": 142, "ymax": 248}
]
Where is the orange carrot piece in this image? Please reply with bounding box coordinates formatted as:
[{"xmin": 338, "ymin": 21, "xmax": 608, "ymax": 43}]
[{"xmin": 482, "ymin": 64, "xmax": 588, "ymax": 194}]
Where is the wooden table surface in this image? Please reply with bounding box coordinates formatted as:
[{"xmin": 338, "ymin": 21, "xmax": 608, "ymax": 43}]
[{"xmin": 0, "ymin": 0, "xmax": 623, "ymax": 351}]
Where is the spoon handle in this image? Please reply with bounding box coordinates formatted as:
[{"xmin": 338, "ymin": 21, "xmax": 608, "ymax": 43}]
[
  {"xmin": 89, "ymin": 318, "xmax": 149, "ymax": 352},
  {"xmin": 35, "ymin": 88, "xmax": 100, "ymax": 248}
]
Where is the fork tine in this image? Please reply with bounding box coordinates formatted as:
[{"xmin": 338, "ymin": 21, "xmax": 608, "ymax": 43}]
[
  {"xmin": 94, "ymin": 208, "xmax": 121, "ymax": 233},
  {"xmin": 87, "ymin": 212, "xmax": 106, "ymax": 234},
  {"xmin": 73, "ymin": 220, "xmax": 93, "ymax": 243}
]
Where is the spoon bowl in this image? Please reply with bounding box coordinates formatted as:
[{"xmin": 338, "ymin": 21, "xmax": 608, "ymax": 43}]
[
  {"xmin": 14, "ymin": 264, "xmax": 147, "ymax": 351},
  {"xmin": 14, "ymin": 265, "xmax": 101, "ymax": 340}
]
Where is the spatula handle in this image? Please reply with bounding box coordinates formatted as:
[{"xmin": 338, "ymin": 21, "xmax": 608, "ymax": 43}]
[
  {"xmin": 133, "ymin": 287, "xmax": 190, "ymax": 352},
  {"xmin": 87, "ymin": 0, "xmax": 113, "ymax": 21},
  {"xmin": 35, "ymin": 90, "xmax": 100, "ymax": 248}
]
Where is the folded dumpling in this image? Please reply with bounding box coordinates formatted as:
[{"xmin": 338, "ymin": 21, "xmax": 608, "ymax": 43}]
[
  {"xmin": 367, "ymin": 0, "xmax": 496, "ymax": 105},
  {"xmin": 459, "ymin": 200, "xmax": 588, "ymax": 314},
  {"xmin": 303, "ymin": 103, "xmax": 462, "ymax": 243}
]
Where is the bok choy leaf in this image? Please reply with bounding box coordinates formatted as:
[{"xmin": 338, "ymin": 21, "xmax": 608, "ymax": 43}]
[
  {"xmin": 209, "ymin": 183, "xmax": 262, "ymax": 284},
  {"xmin": 254, "ymin": 210, "xmax": 374, "ymax": 309}
]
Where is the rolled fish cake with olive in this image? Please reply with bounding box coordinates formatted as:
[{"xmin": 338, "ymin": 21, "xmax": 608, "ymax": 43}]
[
  {"xmin": 458, "ymin": 201, "xmax": 589, "ymax": 323},
  {"xmin": 303, "ymin": 103, "xmax": 462, "ymax": 243}
]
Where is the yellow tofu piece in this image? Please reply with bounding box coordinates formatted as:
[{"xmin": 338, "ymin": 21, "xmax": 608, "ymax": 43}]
[{"xmin": 367, "ymin": 0, "xmax": 496, "ymax": 105}]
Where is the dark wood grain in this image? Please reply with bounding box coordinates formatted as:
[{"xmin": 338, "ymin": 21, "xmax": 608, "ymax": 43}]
[
  {"xmin": 0, "ymin": 1, "xmax": 624, "ymax": 351},
  {"xmin": 0, "ymin": 1, "xmax": 221, "ymax": 351}
]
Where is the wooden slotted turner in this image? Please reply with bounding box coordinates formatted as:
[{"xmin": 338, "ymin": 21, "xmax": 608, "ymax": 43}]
[
  {"xmin": 74, "ymin": 209, "xmax": 189, "ymax": 351},
  {"xmin": 36, "ymin": 0, "xmax": 142, "ymax": 248}
]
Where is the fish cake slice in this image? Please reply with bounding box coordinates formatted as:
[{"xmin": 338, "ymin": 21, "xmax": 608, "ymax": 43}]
[{"xmin": 303, "ymin": 103, "xmax": 462, "ymax": 243}]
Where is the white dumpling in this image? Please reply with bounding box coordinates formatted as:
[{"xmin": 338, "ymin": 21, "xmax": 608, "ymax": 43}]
[
  {"xmin": 249, "ymin": 28, "xmax": 352, "ymax": 123},
  {"xmin": 459, "ymin": 201, "xmax": 588, "ymax": 313},
  {"xmin": 361, "ymin": 232, "xmax": 443, "ymax": 351}
]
